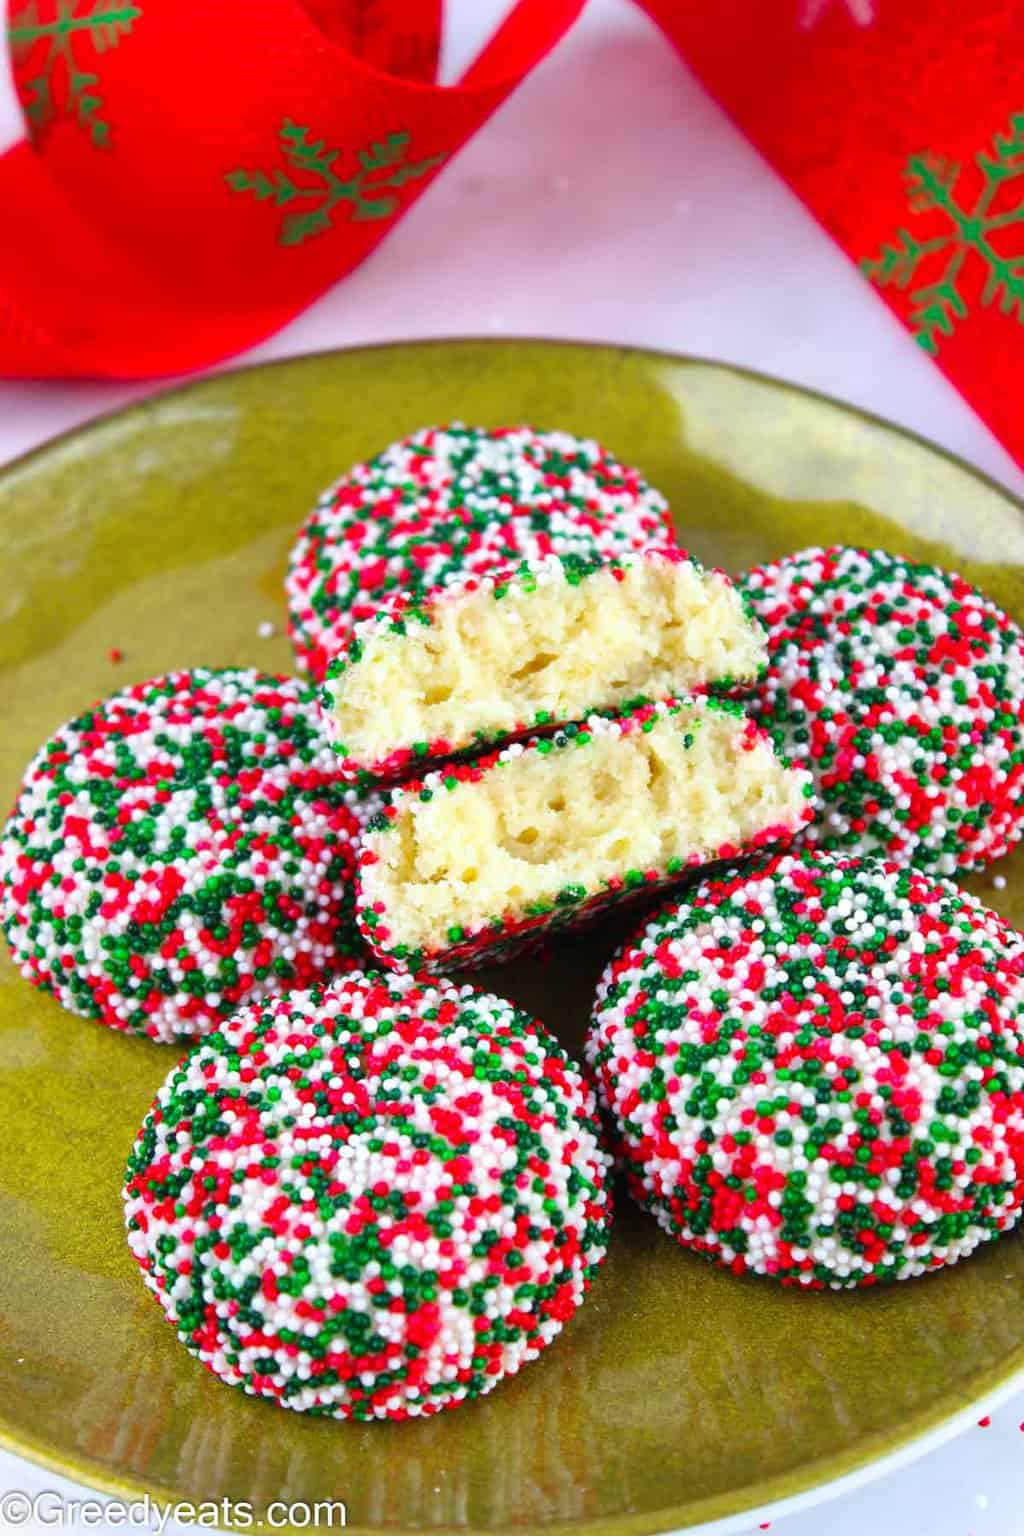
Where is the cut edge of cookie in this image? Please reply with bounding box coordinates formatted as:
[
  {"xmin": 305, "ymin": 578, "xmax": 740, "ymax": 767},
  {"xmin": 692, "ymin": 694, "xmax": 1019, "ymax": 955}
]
[
  {"xmin": 322, "ymin": 550, "xmax": 767, "ymax": 781},
  {"xmin": 356, "ymin": 697, "xmax": 815, "ymax": 967}
]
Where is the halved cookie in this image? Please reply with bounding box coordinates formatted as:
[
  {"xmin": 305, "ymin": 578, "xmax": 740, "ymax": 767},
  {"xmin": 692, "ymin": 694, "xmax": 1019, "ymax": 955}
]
[
  {"xmin": 355, "ymin": 696, "xmax": 814, "ymax": 969},
  {"xmin": 322, "ymin": 549, "xmax": 766, "ymax": 783}
]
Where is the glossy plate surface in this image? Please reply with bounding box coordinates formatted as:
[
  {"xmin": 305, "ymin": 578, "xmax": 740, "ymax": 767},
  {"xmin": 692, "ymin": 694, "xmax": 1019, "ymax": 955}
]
[{"xmin": 2, "ymin": 341, "xmax": 1024, "ymax": 1536}]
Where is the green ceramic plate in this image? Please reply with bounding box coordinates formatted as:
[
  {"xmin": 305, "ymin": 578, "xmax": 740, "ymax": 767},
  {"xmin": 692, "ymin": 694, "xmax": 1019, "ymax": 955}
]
[{"xmin": 2, "ymin": 341, "xmax": 1024, "ymax": 1536}]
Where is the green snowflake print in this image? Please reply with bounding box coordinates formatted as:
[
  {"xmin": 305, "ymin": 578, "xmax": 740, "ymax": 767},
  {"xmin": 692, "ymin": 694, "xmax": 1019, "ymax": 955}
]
[
  {"xmin": 7, "ymin": 0, "xmax": 141, "ymax": 148},
  {"xmin": 226, "ymin": 122, "xmax": 448, "ymax": 246},
  {"xmin": 862, "ymin": 111, "xmax": 1024, "ymax": 355}
]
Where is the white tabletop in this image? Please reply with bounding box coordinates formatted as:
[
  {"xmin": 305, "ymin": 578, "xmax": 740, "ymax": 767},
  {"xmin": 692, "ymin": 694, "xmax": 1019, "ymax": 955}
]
[{"xmin": 1, "ymin": 3, "xmax": 1023, "ymax": 1533}]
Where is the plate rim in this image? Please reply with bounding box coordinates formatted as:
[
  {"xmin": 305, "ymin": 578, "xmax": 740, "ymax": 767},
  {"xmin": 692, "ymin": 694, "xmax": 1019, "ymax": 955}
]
[
  {"xmin": 2, "ymin": 1342, "xmax": 1021, "ymax": 1536},
  {"xmin": 2, "ymin": 335, "xmax": 1022, "ymax": 518},
  {"xmin": 3, "ymin": 335, "xmax": 1024, "ymax": 1536}
]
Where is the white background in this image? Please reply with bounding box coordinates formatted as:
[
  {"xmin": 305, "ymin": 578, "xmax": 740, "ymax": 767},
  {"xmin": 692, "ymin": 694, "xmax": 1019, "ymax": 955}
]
[{"xmin": 1, "ymin": 1, "xmax": 1022, "ymax": 1532}]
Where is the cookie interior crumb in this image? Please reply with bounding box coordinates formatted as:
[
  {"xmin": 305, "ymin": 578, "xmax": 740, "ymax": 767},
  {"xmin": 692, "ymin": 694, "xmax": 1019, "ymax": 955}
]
[
  {"xmin": 327, "ymin": 555, "xmax": 765, "ymax": 768},
  {"xmin": 362, "ymin": 706, "xmax": 808, "ymax": 955}
]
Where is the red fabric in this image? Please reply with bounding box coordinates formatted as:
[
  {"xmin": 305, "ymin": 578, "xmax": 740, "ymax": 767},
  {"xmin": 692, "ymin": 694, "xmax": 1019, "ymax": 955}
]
[
  {"xmin": 1, "ymin": 0, "xmax": 1022, "ymax": 467},
  {"xmin": 643, "ymin": 0, "xmax": 1024, "ymax": 468},
  {"xmin": 0, "ymin": 0, "xmax": 584, "ymax": 377}
]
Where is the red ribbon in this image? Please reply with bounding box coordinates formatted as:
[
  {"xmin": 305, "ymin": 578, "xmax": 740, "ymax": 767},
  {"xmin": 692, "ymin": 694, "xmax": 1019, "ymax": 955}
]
[
  {"xmin": 2, "ymin": 0, "xmax": 1023, "ymax": 468},
  {"xmin": 0, "ymin": 0, "xmax": 585, "ymax": 375}
]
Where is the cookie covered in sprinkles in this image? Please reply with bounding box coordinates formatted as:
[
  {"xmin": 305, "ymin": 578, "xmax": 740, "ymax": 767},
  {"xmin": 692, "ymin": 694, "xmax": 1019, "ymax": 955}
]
[
  {"xmin": 286, "ymin": 425, "xmax": 676, "ymax": 681},
  {"xmin": 588, "ymin": 847, "xmax": 1024, "ymax": 1288},
  {"xmin": 356, "ymin": 697, "xmax": 813, "ymax": 972},
  {"xmin": 123, "ymin": 971, "xmax": 612, "ymax": 1419},
  {"xmin": 0, "ymin": 669, "xmax": 364, "ymax": 1043},
  {"xmin": 321, "ymin": 547, "xmax": 767, "ymax": 785},
  {"xmin": 741, "ymin": 545, "xmax": 1024, "ymax": 874}
]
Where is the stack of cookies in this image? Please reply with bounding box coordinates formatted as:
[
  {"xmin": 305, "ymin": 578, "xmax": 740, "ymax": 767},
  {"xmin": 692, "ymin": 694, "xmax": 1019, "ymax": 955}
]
[{"xmin": 300, "ymin": 425, "xmax": 813, "ymax": 971}]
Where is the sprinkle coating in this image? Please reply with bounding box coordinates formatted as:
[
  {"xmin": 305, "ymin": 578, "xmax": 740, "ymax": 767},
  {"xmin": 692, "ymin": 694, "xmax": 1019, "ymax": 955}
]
[
  {"xmin": 124, "ymin": 971, "xmax": 612, "ymax": 1418},
  {"xmin": 0, "ymin": 669, "xmax": 364, "ymax": 1042},
  {"xmin": 286, "ymin": 425, "xmax": 675, "ymax": 680},
  {"xmin": 741, "ymin": 545, "xmax": 1024, "ymax": 873},
  {"xmin": 588, "ymin": 847, "xmax": 1024, "ymax": 1288}
]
